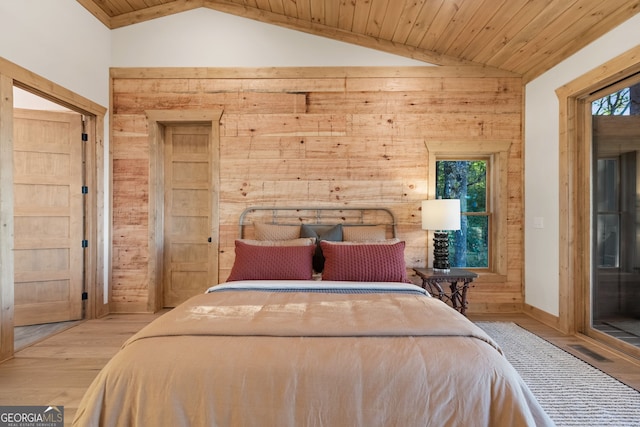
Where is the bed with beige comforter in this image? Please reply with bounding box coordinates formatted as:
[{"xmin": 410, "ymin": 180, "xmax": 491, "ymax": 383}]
[{"xmin": 73, "ymin": 281, "xmax": 554, "ymax": 427}]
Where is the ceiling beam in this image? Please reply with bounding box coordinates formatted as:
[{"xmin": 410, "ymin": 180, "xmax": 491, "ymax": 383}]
[
  {"xmin": 89, "ymin": 0, "xmax": 206, "ymax": 29},
  {"xmin": 76, "ymin": 0, "xmax": 113, "ymax": 28},
  {"xmin": 111, "ymin": 0, "xmax": 205, "ymax": 28}
]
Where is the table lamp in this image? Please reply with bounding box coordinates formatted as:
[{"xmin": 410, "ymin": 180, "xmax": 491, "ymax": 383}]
[{"xmin": 421, "ymin": 199, "xmax": 461, "ymax": 272}]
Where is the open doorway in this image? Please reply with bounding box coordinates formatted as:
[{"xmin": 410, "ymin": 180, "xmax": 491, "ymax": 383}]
[{"xmin": 0, "ymin": 58, "xmax": 107, "ymax": 362}]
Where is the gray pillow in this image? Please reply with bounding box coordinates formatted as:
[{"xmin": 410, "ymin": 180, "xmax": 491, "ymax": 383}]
[{"xmin": 300, "ymin": 224, "xmax": 343, "ymax": 273}]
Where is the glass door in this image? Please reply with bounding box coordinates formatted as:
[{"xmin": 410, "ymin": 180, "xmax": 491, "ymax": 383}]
[{"xmin": 590, "ymin": 79, "xmax": 640, "ymax": 352}]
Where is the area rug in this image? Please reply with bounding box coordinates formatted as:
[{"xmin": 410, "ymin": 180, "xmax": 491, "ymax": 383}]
[{"xmin": 476, "ymin": 321, "xmax": 640, "ymax": 427}]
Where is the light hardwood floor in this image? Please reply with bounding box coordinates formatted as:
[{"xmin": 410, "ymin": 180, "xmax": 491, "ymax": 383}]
[
  {"xmin": 1, "ymin": 312, "xmax": 639, "ymax": 426},
  {"xmin": 0, "ymin": 313, "xmax": 164, "ymax": 425}
]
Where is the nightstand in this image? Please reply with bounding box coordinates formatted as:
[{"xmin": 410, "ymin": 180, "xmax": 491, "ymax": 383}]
[{"xmin": 413, "ymin": 268, "xmax": 478, "ymax": 316}]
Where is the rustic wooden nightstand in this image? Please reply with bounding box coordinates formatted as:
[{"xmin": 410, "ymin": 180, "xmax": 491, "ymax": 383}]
[{"xmin": 413, "ymin": 268, "xmax": 478, "ymax": 316}]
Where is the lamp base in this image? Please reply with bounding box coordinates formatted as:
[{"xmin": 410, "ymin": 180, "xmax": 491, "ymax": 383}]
[{"xmin": 432, "ymin": 231, "xmax": 451, "ymax": 272}]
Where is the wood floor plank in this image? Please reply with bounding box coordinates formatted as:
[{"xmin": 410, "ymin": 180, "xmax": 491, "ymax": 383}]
[
  {"xmin": 1, "ymin": 312, "xmax": 163, "ymax": 426},
  {"xmin": 1, "ymin": 311, "xmax": 638, "ymax": 426}
]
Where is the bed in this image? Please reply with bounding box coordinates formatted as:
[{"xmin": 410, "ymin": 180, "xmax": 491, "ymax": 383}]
[{"xmin": 73, "ymin": 207, "xmax": 554, "ymax": 427}]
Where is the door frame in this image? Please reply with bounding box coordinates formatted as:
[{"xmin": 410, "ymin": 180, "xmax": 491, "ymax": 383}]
[
  {"xmin": 145, "ymin": 110, "xmax": 222, "ymax": 313},
  {"xmin": 557, "ymin": 45, "xmax": 640, "ymax": 346},
  {"xmin": 0, "ymin": 57, "xmax": 107, "ymax": 362}
]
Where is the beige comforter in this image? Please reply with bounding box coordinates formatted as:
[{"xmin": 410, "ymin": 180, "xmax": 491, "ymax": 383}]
[{"xmin": 73, "ymin": 281, "xmax": 554, "ymax": 427}]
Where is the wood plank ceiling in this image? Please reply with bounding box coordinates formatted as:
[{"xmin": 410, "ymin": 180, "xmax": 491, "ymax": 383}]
[{"xmin": 78, "ymin": 0, "xmax": 640, "ymax": 82}]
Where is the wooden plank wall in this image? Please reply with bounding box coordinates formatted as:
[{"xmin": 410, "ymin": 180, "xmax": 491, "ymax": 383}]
[{"xmin": 110, "ymin": 66, "xmax": 523, "ymax": 313}]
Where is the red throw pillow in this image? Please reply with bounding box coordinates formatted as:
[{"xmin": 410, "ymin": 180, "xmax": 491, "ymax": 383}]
[
  {"xmin": 226, "ymin": 240, "xmax": 315, "ymax": 281},
  {"xmin": 320, "ymin": 241, "xmax": 410, "ymax": 283}
]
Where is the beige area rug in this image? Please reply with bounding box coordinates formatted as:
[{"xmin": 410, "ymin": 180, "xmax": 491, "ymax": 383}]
[{"xmin": 477, "ymin": 321, "xmax": 640, "ymax": 427}]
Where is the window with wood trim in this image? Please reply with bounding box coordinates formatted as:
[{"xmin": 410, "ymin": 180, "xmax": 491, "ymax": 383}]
[
  {"xmin": 436, "ymin": 159, "xmax": 489, "ymax": 268},
  {"xmin": 426, "ymin": 141, "xmax": 510, "ymax": 278}
]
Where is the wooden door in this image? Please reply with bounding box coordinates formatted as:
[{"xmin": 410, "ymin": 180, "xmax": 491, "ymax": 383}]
[
  {"xmin": 13, "ymin": 109, "xmax": 84, "ymax": 326},
  {"xmin": 163, "ymin": 124, "xmax": 213, "ymax": 307}
]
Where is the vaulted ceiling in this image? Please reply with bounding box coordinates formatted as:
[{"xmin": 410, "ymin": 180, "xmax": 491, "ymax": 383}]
[{"xmin": 77, "ymin": 0, "xmax": 640, "ymax": 82}]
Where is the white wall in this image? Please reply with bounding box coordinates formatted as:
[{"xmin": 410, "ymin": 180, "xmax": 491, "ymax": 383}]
[
  {"xmin": 0, "ymin": 0, "xmax": 111, "ymax": 107},
  {"xmin": 524, "ymin": 15, "xmax": 640, "ymax": 316},
  {"xmin": 13, "ymin": 87, "xmax": 72, "ymax": 111},
  {"xmin": 111, "ymin": 8, "xmax": 429, "ymax": 67}
]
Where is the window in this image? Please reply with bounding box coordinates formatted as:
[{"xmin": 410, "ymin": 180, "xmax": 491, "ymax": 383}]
[
  {"xmin": 595, "ymin": 158, "xmax": 620, "ymax": 268},
  {"xmin": 426, "ymin": 141, "xmax": 510, "ymax": 278},
  {"xmin": 436, "ymin": 159, "xmax": 489, "ymax": 268}
]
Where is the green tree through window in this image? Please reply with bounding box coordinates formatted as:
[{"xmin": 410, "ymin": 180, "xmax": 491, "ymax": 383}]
[
  {"xmin": 591, "ymin": 82, "xmax": 640, "ymax": 116},
  {"xmin": 436, "ymin": 160, "xmax": 489, "ymax": 268}
]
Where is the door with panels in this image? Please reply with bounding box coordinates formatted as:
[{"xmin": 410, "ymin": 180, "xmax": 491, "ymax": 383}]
[
  {"xmin": 163, "ymin": 124, "xmax": 214, "ymax": 307},
  {"xmin": 13, "ymin": 109, "xmax": 84, "ymax": 326}
]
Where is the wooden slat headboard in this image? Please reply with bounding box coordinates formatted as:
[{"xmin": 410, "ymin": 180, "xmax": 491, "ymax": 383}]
[{"xmin": 239, "ymin": 206, "xmax": 397, "ymax": 239}]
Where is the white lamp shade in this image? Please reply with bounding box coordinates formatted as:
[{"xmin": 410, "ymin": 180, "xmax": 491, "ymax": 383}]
[{"xmin": 421, "ymin": 199, "xmax": 461, "ymax": 231}]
